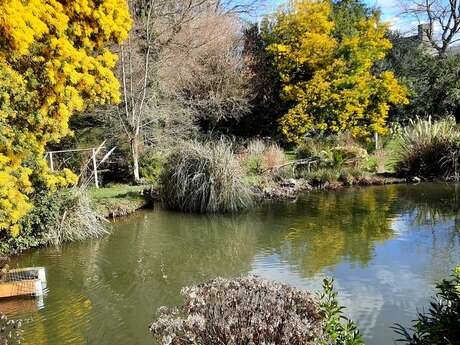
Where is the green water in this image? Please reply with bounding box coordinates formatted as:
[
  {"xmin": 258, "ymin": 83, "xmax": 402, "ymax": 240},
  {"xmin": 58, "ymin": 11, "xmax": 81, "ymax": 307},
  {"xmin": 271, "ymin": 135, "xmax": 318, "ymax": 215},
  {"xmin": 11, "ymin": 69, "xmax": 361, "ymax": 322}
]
[{"xmin": 2, "ymin": 183, "xmax": 460, "ymax": 345}]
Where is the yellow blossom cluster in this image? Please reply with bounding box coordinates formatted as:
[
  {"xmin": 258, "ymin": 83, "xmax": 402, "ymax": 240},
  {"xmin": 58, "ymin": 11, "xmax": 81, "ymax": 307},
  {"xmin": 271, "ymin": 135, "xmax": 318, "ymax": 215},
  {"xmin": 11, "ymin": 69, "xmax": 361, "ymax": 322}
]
[
  {"xmin": 268, "ymin": 0, "xmax": 409, "ymax": 143},
  {"xmin": 0, "ymin": 0, "xmax": 131, "ymax": 234}
]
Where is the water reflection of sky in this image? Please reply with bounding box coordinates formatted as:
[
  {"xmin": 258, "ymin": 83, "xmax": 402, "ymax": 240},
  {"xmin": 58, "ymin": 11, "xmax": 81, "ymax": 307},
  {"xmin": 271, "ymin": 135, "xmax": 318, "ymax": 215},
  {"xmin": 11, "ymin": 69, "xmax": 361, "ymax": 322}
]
[{"xmin": 250, "ymin": 213, "xmax": 460, "ymax": 345}]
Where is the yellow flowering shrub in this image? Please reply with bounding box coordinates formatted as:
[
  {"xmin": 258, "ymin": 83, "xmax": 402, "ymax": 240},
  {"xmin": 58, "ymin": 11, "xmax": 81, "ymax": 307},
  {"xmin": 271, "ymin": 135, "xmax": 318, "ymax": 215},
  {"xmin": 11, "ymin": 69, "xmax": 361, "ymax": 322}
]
[
  {"xmin": 0, "ymin": 0, "xmax": 131, "ymax": 234},
  {"xmin": 268, "ymin": 0, "xmax": 409, "ymax": 144}
]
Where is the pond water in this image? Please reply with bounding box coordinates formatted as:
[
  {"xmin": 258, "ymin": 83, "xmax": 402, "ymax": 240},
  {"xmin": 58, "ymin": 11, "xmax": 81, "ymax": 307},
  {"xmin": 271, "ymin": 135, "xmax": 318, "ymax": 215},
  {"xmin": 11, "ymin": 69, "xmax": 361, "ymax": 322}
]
[{"xmin": 2, "ymin": 183, "xmax": 460, "ymax": 345}]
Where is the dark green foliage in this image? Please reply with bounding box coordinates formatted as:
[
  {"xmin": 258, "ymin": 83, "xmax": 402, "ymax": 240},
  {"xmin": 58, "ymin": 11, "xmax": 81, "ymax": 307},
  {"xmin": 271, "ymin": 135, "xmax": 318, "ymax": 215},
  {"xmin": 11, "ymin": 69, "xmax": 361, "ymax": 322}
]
[
  {"xmin": 393, "ymin": 267, "xmax": 460, "ymax": 345},
  {"xmin": 218, "ymin": 22, "xmax": 288, "ymax": 138},
  {"xmin": 332, "ymin": 0, "xmax": 375, "ymax": 40},
  {"xmin": 139, "ymin": 150, "xmax": 164, "ymax": 181},
  {"xmin": 319, "ymin": 278, "xmax": 364, "ymax": 345},
  {"xmin": 385, "ymin": 33, "xmax": 460, "ymax": 123}
]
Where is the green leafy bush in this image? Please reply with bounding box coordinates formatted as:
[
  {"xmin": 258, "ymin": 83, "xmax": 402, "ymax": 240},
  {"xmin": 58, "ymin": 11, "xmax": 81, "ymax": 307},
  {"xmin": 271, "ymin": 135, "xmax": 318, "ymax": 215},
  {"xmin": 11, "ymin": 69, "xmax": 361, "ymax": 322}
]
[
  {"xmin": 395, "ymin": 117, "xmax": 460, "ymax": 179},
  {"xmin": 244, "ymin": 154, "xmax": 264, "ymax": 175},
  {"xmin": 319, "ymin": 278, "xmax": 364, "ymax": 345},
  {"xmin": 330, "ymin": 146, "xmax": 368, "ymax": 167},
  {"xmin": 160, "ymin": 140, "xmax": 253, "ymax": 213},
  {"xmin": 296, "ymin": 137, "xmax": 330, "ymax": 160},
  {"xmin": 393, "ymin": 267, "xmax": 460, "ymax": 345},
  {"xmin": 139, "ymin": 150, "xmax": 164, "ymax": 181}
]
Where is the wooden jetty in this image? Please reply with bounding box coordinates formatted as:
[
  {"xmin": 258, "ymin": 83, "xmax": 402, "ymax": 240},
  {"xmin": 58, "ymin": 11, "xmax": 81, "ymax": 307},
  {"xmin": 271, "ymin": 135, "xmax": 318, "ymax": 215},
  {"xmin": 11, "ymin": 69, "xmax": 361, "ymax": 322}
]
[{"xmin": 0, "ymin": 267, "xmax": 46, "ymax": 299}]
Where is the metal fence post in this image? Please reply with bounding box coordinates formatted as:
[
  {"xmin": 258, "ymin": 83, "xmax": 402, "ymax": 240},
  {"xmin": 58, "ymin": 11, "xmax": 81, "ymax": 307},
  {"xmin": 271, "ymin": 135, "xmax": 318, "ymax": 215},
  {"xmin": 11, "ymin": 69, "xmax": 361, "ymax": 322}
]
[{"xmin": 92, "ymin": 148, "xmax": 99, "ymax": 188}]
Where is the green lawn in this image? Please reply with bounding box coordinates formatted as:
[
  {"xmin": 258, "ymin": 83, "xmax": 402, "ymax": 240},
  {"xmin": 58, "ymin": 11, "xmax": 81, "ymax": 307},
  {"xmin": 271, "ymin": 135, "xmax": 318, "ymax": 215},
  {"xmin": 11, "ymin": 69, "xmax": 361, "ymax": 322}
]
[{"xmin": 90, "ymin": 184, "xmax": 151, "ymax": 217}]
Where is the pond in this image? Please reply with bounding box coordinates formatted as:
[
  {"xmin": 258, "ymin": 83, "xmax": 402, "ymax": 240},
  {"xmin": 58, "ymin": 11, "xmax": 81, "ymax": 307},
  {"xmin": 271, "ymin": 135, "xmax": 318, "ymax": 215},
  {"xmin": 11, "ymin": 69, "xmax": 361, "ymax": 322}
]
[{"xmin": 2, "ymin": 183, "xmax": 460, "ymax": 345}]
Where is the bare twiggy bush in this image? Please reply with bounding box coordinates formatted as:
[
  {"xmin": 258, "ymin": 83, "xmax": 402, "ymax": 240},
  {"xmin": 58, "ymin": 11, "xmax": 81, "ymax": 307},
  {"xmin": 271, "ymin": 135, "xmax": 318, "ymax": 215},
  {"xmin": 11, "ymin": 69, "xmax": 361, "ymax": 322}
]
[
  {"xmin": 98, "ymin": 0, "xmax": 253, "ymax": 181},
  {"xmin": 150, "ymin": 276, "xmax": 325, "ymax": 345},
  {"xmin": 243, "ymin": 139, "xmax": 287, "ymax": 174},
  {"xmin": 159, "ymin": 10, "xmax": 252, "ymax": 126},
  {"xmin": 159, "ymin": 140, "xmax": 252, "ymax": 213},
  {"xmin": 263, "ymin": 143, "xmax": 287, "ymax": 169}
]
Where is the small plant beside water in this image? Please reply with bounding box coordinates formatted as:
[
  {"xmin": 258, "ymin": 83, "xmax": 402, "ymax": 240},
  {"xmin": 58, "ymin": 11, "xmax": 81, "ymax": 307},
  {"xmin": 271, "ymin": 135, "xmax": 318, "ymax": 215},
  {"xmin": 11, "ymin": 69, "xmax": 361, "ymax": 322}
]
[
  {"xmin": 160, "ymin": 140, "xmax": 253, "ymax": 213},
  {"xmin": 318, "ymin": 278, "xmax": 364, "ymax": 345},
  {"xmin": 393, "ymin": 267, "xmax": 460, "ymax": 345},
  {"xmin": 41, "ymin": 189, "xmax": 109, "ymax": 246},
  {"xmin": 294, "ymin": 135, "xmax": 369, "ymax": 186}
]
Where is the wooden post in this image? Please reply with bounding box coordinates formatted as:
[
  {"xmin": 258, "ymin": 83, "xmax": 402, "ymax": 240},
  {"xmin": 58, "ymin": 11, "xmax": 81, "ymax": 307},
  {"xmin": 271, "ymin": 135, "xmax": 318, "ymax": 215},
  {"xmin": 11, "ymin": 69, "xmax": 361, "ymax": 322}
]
[
  {"xmin": 49, "ymin": 152, "xmax": 54, "ymax": 171},
  {"xmin": 374, "ymin": 132, "xmax": 379, "ymax": 150},
  {"xmin": 92, "ymin": 148, "xmax": 99, "ymax": 188}
]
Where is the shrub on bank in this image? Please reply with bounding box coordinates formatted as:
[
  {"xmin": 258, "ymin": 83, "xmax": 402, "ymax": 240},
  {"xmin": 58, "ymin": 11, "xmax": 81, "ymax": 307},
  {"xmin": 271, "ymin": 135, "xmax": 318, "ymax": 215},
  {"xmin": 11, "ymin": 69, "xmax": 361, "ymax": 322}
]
[
  {"xmin": 295, "ymin": 136, "xmax": 367, "ymax": 169},
  {"xmin": 160, "ymin": 140, "xmax": 253, "ymax": 213},
  {"xmin": 0, "ymin": 189, "xmax": 108, "ymax": 255},
  {"xmin": 395, "ymin": 117, "xmax": 460, "ymax": 179},
  {"xmin": 150, "ymin": 276, "xmax": 363, "ymax": 345},
  {"xmin": 139, "ymin": 150, "xmax": 165, "ymax": 182},
  {"xmin": 394, "ymin": 267, "xmax": 460, "ymax": 345},
  {"xmin": 243, "ymin": 139, "xmax": 287, "ymax": 175}
]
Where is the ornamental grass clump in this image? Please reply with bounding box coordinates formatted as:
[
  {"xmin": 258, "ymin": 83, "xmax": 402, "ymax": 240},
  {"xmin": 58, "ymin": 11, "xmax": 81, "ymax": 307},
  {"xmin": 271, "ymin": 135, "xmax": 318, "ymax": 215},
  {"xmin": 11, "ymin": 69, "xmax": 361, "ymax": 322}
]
[
  {"xmin": 150, "ymin": 276, "xmax": 326, "ymax": 345},
  {"xmin": 39, "ymin": 189, "xmax": 109, "ymax": 246},
  {"xmin": 160, "ymin": 140, "xmax": 252, "ymax": 213},
  {"xmin": 395, "ymin": 117, "xmax": 460, "ymax": 179}
]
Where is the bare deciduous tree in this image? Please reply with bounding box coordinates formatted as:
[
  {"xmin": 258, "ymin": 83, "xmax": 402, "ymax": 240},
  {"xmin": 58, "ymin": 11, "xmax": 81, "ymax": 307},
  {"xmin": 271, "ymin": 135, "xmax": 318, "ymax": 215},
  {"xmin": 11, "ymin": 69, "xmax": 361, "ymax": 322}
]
[
  {"xmin": 158, "ymin": 10, "xmax": 252, "ymax": 128},
  {"xmin": 104, "ymin": 0, "xmax": 253, "ymax": 181},
  {"xmin": 402, "ymin": 0, "xmax": 460, "ymax": 56}
]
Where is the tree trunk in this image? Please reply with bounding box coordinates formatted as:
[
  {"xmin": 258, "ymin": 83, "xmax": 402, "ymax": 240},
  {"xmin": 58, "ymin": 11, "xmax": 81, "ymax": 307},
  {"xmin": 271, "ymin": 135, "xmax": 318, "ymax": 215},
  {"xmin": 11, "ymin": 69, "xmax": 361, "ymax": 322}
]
[{"xmin": 131, "ymin": 136, "xmax": 140, "ymax": 182}]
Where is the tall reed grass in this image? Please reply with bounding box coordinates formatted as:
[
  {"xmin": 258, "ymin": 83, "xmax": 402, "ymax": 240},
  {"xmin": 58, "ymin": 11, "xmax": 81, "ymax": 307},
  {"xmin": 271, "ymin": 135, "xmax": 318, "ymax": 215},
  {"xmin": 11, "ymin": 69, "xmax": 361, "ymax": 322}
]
[{"xmin": 159, "ymin": 140, "xmax": 253, "ymax": 213}]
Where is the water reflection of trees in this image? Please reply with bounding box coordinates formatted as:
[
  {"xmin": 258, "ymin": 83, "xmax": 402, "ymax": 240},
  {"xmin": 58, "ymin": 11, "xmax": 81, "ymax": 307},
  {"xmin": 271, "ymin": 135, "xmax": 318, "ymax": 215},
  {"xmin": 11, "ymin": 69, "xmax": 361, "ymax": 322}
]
[
  {"xmin": 257, "ymin": 186, "xmax": 399, "ymax": 276},
  {"xmin": 255, "ymin": 184, "xmax": 460, "ymax": 278},
  {"xmin": 395, "ymin": 183, "xmax": 460, "ymax": 227}
]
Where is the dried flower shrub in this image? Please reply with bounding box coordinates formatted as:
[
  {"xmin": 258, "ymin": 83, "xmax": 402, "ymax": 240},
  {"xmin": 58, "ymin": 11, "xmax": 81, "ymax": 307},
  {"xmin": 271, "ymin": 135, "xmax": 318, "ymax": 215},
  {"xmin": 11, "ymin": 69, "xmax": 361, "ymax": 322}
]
[
  {"xmin": 0, "ymin": 313, "xmax": 22, "ymax": 345},
  {"xmin": 150, "ymin": 276, "xmax": 326, "ymax": 345}
]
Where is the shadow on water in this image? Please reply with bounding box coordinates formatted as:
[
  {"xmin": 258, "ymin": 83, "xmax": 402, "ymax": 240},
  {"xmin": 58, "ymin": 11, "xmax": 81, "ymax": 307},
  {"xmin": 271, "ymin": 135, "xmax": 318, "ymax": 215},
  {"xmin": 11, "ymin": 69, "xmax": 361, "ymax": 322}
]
[{"xmin": 1, "ymin": 183, "xmax": 459, "ymax": 345}]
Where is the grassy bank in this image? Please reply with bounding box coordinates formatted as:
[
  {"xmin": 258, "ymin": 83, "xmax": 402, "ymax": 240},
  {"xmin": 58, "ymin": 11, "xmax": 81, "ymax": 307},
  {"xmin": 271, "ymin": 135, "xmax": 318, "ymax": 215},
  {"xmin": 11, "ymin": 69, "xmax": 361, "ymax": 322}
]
[{"xmin": 90, "ymin": 185, "xmax": 153, "ymax": 218}]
